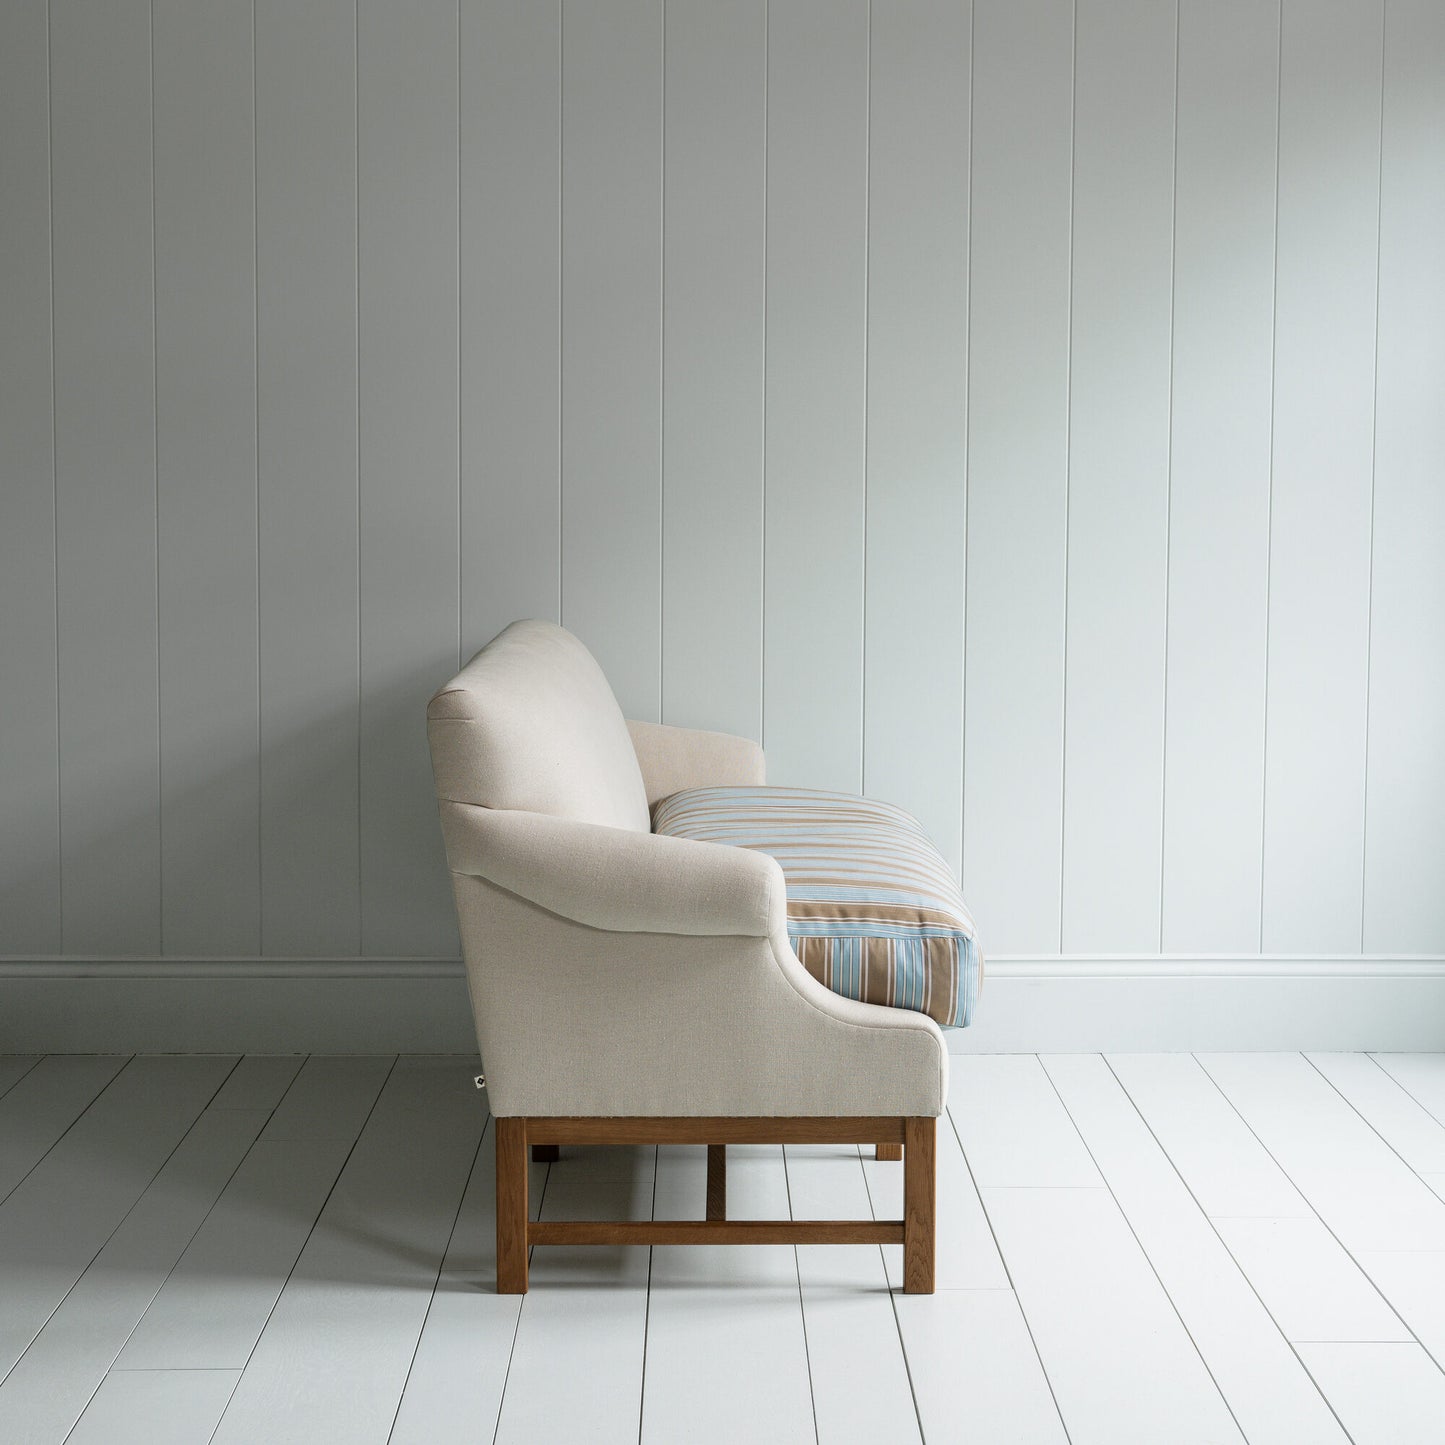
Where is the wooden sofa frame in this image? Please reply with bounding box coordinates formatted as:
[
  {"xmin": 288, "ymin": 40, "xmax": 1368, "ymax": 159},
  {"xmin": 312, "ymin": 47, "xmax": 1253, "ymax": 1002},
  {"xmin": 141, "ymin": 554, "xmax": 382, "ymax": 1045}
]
[{"xmin": 497, "ymin": 1115, "xmax": 936, "ymax": 1294}]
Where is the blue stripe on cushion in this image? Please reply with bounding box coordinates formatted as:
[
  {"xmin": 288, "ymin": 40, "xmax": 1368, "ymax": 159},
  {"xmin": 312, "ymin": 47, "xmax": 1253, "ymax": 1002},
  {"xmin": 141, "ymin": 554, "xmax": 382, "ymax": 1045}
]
[{"xmin": 652, "ymin": 785, "xmax": 982, "ymax": 1029}]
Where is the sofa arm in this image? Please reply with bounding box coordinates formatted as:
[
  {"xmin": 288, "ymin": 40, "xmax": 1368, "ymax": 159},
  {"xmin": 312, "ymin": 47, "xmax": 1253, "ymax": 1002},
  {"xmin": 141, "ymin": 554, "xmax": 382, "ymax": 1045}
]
[
  {"xmin": 626, "ymin": 719, "xmax": 765, "ymax": 806},
  {"xmin": 436, "ymin": 800, "xmax": 781, "ymax": 937},
  {"xmin": 450, "ymin": 868, "xmax": 949, "ymax": 1120}
]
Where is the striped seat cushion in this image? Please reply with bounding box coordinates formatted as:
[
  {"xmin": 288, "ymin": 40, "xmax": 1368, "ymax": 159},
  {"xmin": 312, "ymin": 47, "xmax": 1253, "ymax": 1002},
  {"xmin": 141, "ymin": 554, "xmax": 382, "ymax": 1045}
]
[{"xmin": 652, "ymin": 786, "xmax": 980, "ymax": 1029}]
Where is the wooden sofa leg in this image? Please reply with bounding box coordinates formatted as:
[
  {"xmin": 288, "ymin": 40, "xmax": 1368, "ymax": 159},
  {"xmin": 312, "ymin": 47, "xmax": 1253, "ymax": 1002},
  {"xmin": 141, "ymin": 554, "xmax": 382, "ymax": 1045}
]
[
  {"xmin": 531, "ymin": 1144, "xmax": 560, "ymax": 1163},
  {"xmin": 903, "ymin": 1117, "xmax": 936, "ymax": 1294},
  {"xmin": 875, "ymin": 1143, "xmax": 903, "ymax": 1161},
  {"xmin": 496, "ymin": 1118, "xmax": 529, "ymax": 1294},
  {"xmin": 706, "ymin": 1144, "xmax": 726, "ymax": 1221}
]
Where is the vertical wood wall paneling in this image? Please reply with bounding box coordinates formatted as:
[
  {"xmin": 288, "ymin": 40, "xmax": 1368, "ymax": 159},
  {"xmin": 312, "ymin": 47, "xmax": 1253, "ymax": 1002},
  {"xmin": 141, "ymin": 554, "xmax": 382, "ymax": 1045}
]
[
  {"xmin": 1364, "ymin": 0, "xmax": 1445, "ymax": 952},
  {"xmin": 0, "ymin": 0, "xmax": 60, "ymax": 952},
  {"xmin": 863, "ymin": 0, "xmax": 970, "ymax": 872},
  {"xmin": 1061, "ymin": 0, "xmax": 1175, "ymax": 950},
  {"xmin": 10, "ymin": 0, "xmax": 1444, "ymax": 970},
  {"xmin": 560, "ymin": 0, "xmax": 663, "ymax": 722},
  {"xmin": 460, "ymin": 0, "xmax": 561, "ymax": 660},
  {"xmin": 49, "ymin": 0, "xmax": 160, "ymax": 954},
  {"xmin": 153, "ymin": 0, "xmax": 260, "ymax": 955},
  {"xmin": 661, "ymin": 0, "xmax": 767, "ymax": 743},
  {"xmin": 357, "ymin": 0, "xmax": 460, "ymax": 957},
  {"xmin": 255, "ymin": 0, "xmax": 361, "ymax": 955},
  {"xmin": 1160, "ymin": 0, "xmax": 1278, "ymax": 953},
  {"xmin": 763, "ymin": 0, "xmax": 870, "ymax": 791},
  {"xmin": 1262, "ymin": 0, "xmax": 1383, "ymax": 952},
  {"xmin": 963, "ymin": 0, "xmax": 1074, "ymax": 954}
]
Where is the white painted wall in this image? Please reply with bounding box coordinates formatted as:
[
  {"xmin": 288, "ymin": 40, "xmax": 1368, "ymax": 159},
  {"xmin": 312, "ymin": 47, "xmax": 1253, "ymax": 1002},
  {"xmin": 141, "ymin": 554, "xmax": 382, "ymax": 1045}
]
[{"xmin": 2, "ymin": 0, "xmax": 1442, "ymax": 977}]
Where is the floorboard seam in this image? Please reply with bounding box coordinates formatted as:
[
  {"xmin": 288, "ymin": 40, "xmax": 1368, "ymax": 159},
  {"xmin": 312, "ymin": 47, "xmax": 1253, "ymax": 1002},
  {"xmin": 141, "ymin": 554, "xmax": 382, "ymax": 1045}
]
[
  {"xmin": 1101, "ymin": 1053, "xmax": 1359, "ymax": 1443},
  {"xmin": 780, "ymin": 1145, "xmax": 822, "ymax": 1445},
  {"xmin": 946, "ymin": 1095, "xmax": 1075, "ymax": 1445},
  {"xmin": 203, "ymin": 1054, "xmax": 400, "ymax": 1444},
  {"xmin": 1370, "ymin": 1054, "xmax": 1445, "ymax": 1132},
  {"xmin": 1191, "ymin": 1052, "xmax": 1438, "ymax": 1380},
  {"xmin": 1305, "ymin": 1052, "xmax": 1445, "ymax": 1215},
  {"xmin": 384, "ymin": 1111, "xmax": 490, "ymax": 1444},
  {"xmin": 1, "ymin": 1053, "xmax": 240, "ymax": 1400},
  {"xmin": 52, "ymin": 1058, "xmax": 301, "ymax": 1439},
  {"xmin": 0, "ymin": 1055, "xmax": 46, "ymax": 1105},
  {"xmin": 635, "ymin": 1144, "xmax": 659, "ymax": 1445},
  {"xmin": 1039, "ymin": 1055, "xmax": 1251, "ymax": 1444},
  {"xmin": 853, "ymin": 1141, "xmax": 928, "ymax": 1440},
  {"xmin": 490, "ymin": 1140, "xmax": 556, "ymax": 1445},
  {"xmin": 0, "ymin": 1055, "xmax": 134, "ymax": 1209}
]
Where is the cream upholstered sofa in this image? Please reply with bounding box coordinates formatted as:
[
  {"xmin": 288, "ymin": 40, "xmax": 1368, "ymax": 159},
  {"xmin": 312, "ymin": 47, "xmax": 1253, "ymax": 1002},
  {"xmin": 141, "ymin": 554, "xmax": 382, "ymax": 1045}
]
[{"xmin": 428, "ymin": 619, "xmax": 945, "ymax": 1293}]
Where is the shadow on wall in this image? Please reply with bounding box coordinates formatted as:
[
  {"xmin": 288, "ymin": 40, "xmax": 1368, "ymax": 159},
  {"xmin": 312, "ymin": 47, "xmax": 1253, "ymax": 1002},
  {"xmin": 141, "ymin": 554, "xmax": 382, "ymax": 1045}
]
[
  {"xmin": 0, "ymin": 792, "xmax": 63, "ymax": 957},
  {"xmin": 1, "ymin": 654, "xmax": 462, "ymax": 961}
]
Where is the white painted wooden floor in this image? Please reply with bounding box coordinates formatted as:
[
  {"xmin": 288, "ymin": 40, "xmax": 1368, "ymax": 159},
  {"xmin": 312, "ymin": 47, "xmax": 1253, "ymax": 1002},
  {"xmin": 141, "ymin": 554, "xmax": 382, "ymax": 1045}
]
[{"xmin": 2, "ymin": 1053, "xmax": 1445, "ymax": 1444}]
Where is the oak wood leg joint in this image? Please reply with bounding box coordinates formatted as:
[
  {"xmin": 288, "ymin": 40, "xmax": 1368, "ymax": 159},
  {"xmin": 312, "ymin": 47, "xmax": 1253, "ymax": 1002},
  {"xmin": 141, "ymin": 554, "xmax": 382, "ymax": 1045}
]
[
  {"xmin": 496, "ymin": 1118, "xmax": 529, "ymax": 1294},
  {"xmin": 875, "ymin": 1143, "xmax": 903, "ymax": 1161},
  {"xmin": 903, "ymin": 1116, "xmax": 936, "ymax": 1294},
  {"xmin": 706, "ymin": 1144, "xmax": 726, "ymax": 1221}
]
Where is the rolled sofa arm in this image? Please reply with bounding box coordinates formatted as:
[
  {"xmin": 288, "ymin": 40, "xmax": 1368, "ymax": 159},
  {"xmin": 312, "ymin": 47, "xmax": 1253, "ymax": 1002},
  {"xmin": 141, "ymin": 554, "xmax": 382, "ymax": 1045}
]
[
  {"xmin": 626, "ymin": 719, "xmax": 765, "ymax": 806},
  {"xmin": 437, "ymin": 800, "xmax": 947, "ymax": 1120},
  {"xmin": 436, "ymin": 799, "xmax": 782, "ymax": 937}
]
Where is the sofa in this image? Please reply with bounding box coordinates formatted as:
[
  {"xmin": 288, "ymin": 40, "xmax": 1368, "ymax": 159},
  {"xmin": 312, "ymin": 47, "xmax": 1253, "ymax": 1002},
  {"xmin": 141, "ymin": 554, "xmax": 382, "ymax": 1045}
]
[{"xmin": 427, "ymin": 619, "xmax": 950, "ymax": 1293}]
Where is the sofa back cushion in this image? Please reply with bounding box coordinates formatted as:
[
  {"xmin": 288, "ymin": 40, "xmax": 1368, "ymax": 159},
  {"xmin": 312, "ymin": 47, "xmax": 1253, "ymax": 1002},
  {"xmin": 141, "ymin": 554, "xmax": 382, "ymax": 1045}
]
[{"xmin": 427, "ymin": 619, "xmax": 650, "ymax": 832}]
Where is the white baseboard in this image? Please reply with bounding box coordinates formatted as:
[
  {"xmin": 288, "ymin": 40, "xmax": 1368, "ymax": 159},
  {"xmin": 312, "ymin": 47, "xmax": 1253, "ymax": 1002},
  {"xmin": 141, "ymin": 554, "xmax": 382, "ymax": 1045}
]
[
  {"xmin": 956, "ymin": 956, "xmax": 1445, "ymax": 1053},
  {"xmin": 1, "ymin": 955, "xmax": 1442, "ymax": 1054},
  {"xmin": 0, "ymin": 958, "xmax": 479, "ymax": 1054}
]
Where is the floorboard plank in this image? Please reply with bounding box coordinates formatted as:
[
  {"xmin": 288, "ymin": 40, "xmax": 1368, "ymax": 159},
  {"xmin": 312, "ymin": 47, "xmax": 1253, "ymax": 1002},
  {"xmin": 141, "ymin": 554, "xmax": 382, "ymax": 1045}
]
[
  {"xmin": 1212, "ymin": 1217, "xmax": 1411, "ymax": 1343},
  {"xmin": 0, "ymin": 1058, "xmax": 42, "ymax": 1102},
  {"xmin": 0, "ymin": 1107, "xmax": 268, "ymax": 1444},
  {"xmin": 1353, "ymin": 1251, "xmax": 1445, "ymax": 1374},
  {"xmin": 1199, "ymin": 1052, "xmax": 1445, "ymax": 1252},
  {"xmin": 208, "ymin": 1059, "xmax": 484, "ymax": 1444},
  {"xmin": 207, "ymin": 1055, "xmax": 306, "ymax": 1113},
  {"xmin": 641, "ymin": 1144, "xmax": 814, "ymax": 1445},
  {"xmin": 893, "ymin": 1289, "xmax": 1067, "ymax": 1445},
  {"xmin": 388, "ymin": 1113, "xmax": 550, "ymax": 1445},
  {"xmin": 949, "ymin": 1055, "xmax": 1100, "ymax": 1187},
  {"xmin": 1043, "ymin": 1054, "xmax": 1348, "ymax": 1444},
  {"xmin": 785, "ymin": 1144, "xmax": 920, "ymax": 1445},
  {"xmin": 116, "ymin": 1134, "xmax": 366, "ymax": 1370},
  {"xmin": 257, "ymin": 1054, "xmax": 395, "ymax": 1141},
  {"xmin": 493, "ymin": 1143, "xmax": 654, "ymax": 1445},
  {"xmin": 1296, "ymin": 1342, "xmax": 1445, "ymax": 1445},
  {"xmin": 119, "ymin": 1055, "xmax": 392, "ymax": 1371},
  {"xmin": 0, "ymin": 1056, "xmax": 130, "ymax": 1204},
  {"xmin": 982, "ymin": 1185, "xmax": 1244, "ymax": 1444},
  {"xmin": 0, "ymin": 1055, "xmax": 237, "ymax": 1382},
  {"xmin": 1107, "ymin": 1054, "xmax": 1313, "ymax": 1217},
  {"xmin": 1371, "ymin": 1054, "xmax": 1445, "ymax": 1130},
  {"xmin": 65, "ymin": 1369, "xmax": 241, "ymax": 1445},
  {"xmin": 1308, "ymin": 1053, "xmax": 1445, "ymax": 1175}
]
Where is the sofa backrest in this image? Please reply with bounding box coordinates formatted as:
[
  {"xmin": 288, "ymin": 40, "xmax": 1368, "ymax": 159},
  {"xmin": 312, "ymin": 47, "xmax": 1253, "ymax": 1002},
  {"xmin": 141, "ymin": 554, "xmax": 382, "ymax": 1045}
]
[{"xmin": 427, "ymin": 619, "xmax": 651, "ymax": 833}]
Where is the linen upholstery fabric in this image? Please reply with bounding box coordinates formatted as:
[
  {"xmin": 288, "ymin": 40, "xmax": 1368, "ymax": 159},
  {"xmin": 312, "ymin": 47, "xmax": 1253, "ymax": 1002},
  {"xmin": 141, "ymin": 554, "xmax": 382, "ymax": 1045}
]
[
  {"xmin": 445, "ymin": 824, "xmax": 947, "ymax": 1118},
  {"xmin": 427, "ymin": 619, "xmax": 650, "ymax": 832},
  {"xmin": 436, "ymin": 800, "xmax": 778, "ymax": 937},
  {"xmin": 626, "ymin": 718, "xmax": 766, "ymax": 805},
  {"xmin": 653, "ymin": 787, "xmax": 981, "ymax": 1030},
  {"xmin": 428, "ymin": 618, "xmax": 948, "ymax": 1120}
]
